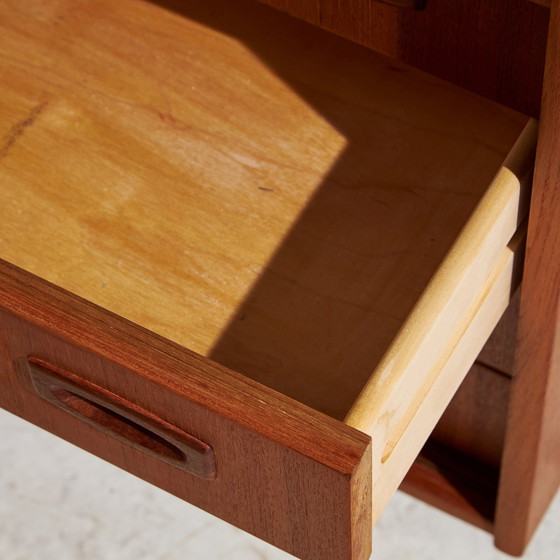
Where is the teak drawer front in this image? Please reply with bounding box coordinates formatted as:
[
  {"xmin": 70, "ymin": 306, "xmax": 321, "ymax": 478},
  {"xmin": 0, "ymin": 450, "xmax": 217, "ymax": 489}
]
[
  {"xmin": 0, "ymin": 261, "xmax": 372, "ymax": 560},
  {"xmin": 0, "ymin": 225, "xmax": 522, "ymax": 560}
]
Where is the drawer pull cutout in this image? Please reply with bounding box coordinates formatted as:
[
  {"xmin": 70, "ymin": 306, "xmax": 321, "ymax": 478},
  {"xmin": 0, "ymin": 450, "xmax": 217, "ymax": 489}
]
[{"xmin": 27, "ymin": 359, "xmax": 216, "ymax": 480}]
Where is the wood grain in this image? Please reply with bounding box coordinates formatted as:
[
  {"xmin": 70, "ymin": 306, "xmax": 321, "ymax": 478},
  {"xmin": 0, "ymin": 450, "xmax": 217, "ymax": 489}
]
[
  {"xmin": 477, "ymin": 289, "xmax": 520, "ymax": 376},
  {"xmin": 495, "ymin": 0, "xmax": 560, "ymax": 554},
  {"xmin": 28, "ymin": 358, "xmax": 217, "ymax": 480},
  {"xmin": 0, "ymin": 260, "xmax": 372, "ymax": 560},
  {"xmin": 0, "ymin": 0, "xmax": 531, "ymax": 420},
  {"xmin": 0, "ymin": 1, "xmax": 550, "ymax": 556},
  {"xmin": 345, "ymin": 120, "xmax": 533, "ymax": 426},
  {"xmin": 376, "ymin": 0, "xmax": 426, "ymax": 8},
  {"xmin": 256, "ymin": 0, "xmax": 549, "ymax": 117},
  {"xmin": 401, "ymin": 441, "xmax": 499, "ymax": 534},
  {"xmin": 431, "ymin": 363, "xmax": 511, "ymax": 469},
  {"xmin": 366, "ymin": 233, "xmax": 526, "ymax": 520}
]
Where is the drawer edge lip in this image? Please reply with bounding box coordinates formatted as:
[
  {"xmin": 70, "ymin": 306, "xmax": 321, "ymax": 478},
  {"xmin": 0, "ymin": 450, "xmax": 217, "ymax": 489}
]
[
  {"xmin": 345, "ymin": 118, "xmax": 537, "ymax": 435},
  {"xmin": 0, "ymin": 258, "xmax": 370, "ymax": 475}
]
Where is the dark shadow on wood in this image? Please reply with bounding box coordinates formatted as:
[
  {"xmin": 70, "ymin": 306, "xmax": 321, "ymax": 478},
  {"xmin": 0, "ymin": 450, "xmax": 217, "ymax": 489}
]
[
  {"xmin": 146, "ymin": 0, "xmax": 527, "ymax": 419},
  {"xmin": 401, "ymin": 440, "xmax": 499, "ymax": 531}
]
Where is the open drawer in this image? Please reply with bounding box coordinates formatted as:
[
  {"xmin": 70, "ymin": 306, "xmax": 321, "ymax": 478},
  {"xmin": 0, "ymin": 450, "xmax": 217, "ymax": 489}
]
[{"xmin": 0, "ymin": 0, "xmax": 536, "ymax": 559}]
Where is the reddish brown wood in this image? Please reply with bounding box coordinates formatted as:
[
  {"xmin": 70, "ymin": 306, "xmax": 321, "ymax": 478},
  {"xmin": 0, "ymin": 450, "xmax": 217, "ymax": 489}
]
[
  {"xmin": 495, "ymin": 0, "xmax": 560, "ymax": 554},
  {"xmin": 377, "ymin": 0, "xmax": 426, "ymax": 8},
  {"xmin": 0, "ymin": 259, "xmax": 372, "ymax": 560},
  {"xmin": 400, "ymin": 442, "xmax": 499, "ymax": 533},
  {"xmin": 477, "ymin": 290, "xmax": 520, "ymax": 376},
  {"xmin": 256, "ymin": 0, "xmax": 549, "ymax": 117},
  {"xmin": 28, "ymin": 359, "xmax": 217, "ymax": 480},
  {"xmin": 431, "ymin": 363, "xmax": 511, "ymax": 469}
]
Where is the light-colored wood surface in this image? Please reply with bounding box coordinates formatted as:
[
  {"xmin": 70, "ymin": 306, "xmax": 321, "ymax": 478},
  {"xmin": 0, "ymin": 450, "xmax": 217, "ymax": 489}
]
[
  {"xmin": 369, "ymin": 229, "xmax": 526, "ymax": 520},
  {"xmin": 344, "ymin": 121, "xmax": 535, "ymax": 458},
  {"xmin": 495, "ymin": 0, "xmax": 560, "ymax": 554},
  {"xmin": 0, "ymin": 0, "xmax": 531, "ymax": 420}
]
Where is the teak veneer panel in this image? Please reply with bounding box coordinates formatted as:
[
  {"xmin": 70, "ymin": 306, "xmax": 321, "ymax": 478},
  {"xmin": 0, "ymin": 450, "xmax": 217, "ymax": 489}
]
[
  {"xmin": 0, "ymin": 260, "xmax": 372, "ymax": 560},
  {"xmin": 495, "ymin": 0, "xmax": 560, "ymax": 553},
  {"xmin": 432, "ymin": 363, "xmax": 511, "ymax": 469},
  {"xmin": 257, "ymin": 0, "xmax": 549, "ymax": 117},
  {"xmin": 477, "ymin": 290, "xmax": 520, "ymax": 376},
  {"xmin": 0, "ymin": 0, "xmax": 530, "ymax": 420},
  {"xmin": 401, "ymin": 441, "xmax": 500, "ymax": 534}
]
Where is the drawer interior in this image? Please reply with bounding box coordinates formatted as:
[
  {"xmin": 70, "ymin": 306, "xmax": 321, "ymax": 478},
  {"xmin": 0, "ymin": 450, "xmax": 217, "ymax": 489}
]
[
  {"xmin": 0, "ymin": 0, "xmax": 537, "ymax": 528},
  {"xmin": 0, "ymin": 0, "xmax": 533, "ymax": 414}
]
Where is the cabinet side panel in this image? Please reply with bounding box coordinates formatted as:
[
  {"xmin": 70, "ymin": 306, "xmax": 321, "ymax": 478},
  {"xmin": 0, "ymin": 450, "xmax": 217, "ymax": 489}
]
[
  {"xmin": 477, "ymin": 290, "xmax": 520, "ymax": 376},
  {"xmin": 431, "ymin": 363, "xmax": 510, "ymax": 470},
  {"xmin": 495, "ymin": 1, "xmax": 560, "ymax": 553}
]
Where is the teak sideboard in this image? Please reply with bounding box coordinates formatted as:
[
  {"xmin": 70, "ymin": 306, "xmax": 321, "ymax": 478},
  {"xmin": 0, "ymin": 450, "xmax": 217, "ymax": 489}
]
[{"xmin": 0, "ymin": 0, "xmax": 559, "ymax": 558}]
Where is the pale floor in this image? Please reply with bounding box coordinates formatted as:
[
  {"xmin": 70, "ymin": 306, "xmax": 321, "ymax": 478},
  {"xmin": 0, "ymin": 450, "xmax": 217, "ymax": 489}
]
[{"xmin": 1, "ymin": 409, "xmax": 559, "ymax": 560}]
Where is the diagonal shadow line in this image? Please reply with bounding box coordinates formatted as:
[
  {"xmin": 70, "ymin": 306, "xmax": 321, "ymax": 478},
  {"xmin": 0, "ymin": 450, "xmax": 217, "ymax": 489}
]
[{"xmin": 146, "ymin": 0, "xmax": 525, "ymax": 419}]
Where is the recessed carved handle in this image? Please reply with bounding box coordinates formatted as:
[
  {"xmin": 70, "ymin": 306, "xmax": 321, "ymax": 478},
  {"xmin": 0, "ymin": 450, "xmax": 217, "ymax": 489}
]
[{"xmin": 28, "ymin": 358, "xmax": 216, "ymax": 480}]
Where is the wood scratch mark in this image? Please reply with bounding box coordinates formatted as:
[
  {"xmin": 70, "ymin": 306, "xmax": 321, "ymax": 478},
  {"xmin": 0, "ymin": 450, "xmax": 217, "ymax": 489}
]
[{"xmin": 0, "ymin": 101, "xmax": 48, "ymax": 162}]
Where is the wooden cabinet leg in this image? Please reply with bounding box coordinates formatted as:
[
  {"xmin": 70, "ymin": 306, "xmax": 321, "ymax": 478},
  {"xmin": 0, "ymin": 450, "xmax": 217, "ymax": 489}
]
[{"xmin": 495, "ymin": 1, "xmax": 560, "ymax": 554}]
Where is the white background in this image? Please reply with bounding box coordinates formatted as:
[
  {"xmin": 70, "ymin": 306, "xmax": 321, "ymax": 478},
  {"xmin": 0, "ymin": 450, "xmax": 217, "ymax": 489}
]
[{"xmin": 1, "ymin": 409, "xmax": 559, "ymax": 560}]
